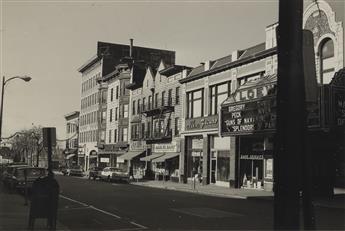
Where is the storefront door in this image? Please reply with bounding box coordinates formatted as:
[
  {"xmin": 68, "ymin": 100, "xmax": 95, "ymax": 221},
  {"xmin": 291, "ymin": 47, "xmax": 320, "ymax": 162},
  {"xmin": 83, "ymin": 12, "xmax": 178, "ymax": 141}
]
[{"xmin": 210, "ymin": 150, "xmax": 217, "ymax": 184}]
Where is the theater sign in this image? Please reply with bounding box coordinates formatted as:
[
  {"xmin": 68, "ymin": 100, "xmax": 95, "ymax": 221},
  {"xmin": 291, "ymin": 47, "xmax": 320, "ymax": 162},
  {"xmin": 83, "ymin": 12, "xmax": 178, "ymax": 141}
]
[{"xmin": 220, "ymin": 75, "xmax": 277, "ymax": 136}]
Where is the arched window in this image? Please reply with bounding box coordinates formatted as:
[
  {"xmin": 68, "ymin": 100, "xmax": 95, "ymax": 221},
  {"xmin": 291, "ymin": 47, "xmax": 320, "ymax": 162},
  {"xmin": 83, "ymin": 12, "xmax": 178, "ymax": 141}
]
[{"xmin": 319, "ymin": 38, "xmax": 335, "ymax": 84}]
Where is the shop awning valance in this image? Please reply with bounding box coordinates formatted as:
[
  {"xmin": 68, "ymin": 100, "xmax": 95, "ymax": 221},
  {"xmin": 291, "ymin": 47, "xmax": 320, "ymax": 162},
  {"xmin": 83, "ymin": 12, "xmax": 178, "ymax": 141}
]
[
  {"xmin": 118, "ymin": 150, "xmax": 145, "ymax": 161},
  {"xmin": 65, "ymin": 154, "xmax": 75, "ymax": 160},
  {"xmin": 140, "ymin": 153, "xmax": 164, "ymax": 161},
  {"xmin": 152, "ymin": 153, "xmax": 180, "ymax": 163}
]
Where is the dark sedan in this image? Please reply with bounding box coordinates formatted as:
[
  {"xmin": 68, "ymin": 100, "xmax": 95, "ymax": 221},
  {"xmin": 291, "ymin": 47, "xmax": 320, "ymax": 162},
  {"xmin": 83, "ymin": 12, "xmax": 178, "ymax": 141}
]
[
  {"xmin": 88, "ymin": 166, "xmax": 103, "ymax": 180},
  {"xmin": 8, "ymin": 167, "xmax": 47, "ymax": 192}
]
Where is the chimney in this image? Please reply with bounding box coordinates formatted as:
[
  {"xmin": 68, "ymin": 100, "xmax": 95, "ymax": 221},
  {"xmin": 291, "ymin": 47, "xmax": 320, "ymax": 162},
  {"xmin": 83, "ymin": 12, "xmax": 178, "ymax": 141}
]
[
  {"xmin": 232, "ymin": 50, "xmax": 239, "ymax": 61},
  {"xmin": 129, "ymin": 38, "xmax": 133, "ymax": 58}
]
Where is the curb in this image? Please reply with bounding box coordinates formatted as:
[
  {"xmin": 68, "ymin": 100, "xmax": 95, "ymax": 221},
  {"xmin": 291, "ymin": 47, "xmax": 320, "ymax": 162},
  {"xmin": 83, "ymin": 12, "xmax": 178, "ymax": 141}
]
[{"xmin": 132, "ymin": 183, "xmax": 248, "ymax": 199}]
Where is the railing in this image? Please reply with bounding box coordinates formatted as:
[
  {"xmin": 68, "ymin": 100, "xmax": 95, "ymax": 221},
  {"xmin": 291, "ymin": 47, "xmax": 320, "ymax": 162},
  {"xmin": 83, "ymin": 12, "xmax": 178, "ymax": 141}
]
[{"xmin": 144, "ymin": 129, "xmax": 172, "ymax": 140}]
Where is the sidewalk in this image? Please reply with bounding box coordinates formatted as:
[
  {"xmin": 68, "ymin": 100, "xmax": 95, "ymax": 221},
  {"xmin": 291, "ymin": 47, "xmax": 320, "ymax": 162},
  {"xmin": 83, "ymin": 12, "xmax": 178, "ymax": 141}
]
[
  {"xmin": 0, "ymin": 184, "xmax": 69, "ymax": 231},
  {"xmin": 131, "ymin": 180, "xmax": 345, "ymax": 209}
]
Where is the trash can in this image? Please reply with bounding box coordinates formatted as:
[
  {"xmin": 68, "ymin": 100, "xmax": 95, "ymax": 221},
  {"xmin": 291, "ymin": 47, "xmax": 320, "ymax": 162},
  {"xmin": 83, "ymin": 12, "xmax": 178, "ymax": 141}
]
[{"xmin": 28, "ymin": 173, "xmax": 59, "ymax": 230}]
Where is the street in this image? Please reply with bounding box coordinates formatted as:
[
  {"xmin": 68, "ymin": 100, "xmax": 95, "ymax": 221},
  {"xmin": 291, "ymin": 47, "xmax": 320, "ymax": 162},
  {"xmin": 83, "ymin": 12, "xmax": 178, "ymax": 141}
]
[{"xmin": 55, "ymin": 175, "xmax": 345, "ymax": 230}]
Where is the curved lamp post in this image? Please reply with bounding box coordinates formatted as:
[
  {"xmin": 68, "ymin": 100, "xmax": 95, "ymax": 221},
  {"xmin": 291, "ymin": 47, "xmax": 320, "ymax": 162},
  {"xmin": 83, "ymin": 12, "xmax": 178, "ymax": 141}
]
[{"xmin": 0, "ymin": 76, "xmax": 32, "ymax": 142}]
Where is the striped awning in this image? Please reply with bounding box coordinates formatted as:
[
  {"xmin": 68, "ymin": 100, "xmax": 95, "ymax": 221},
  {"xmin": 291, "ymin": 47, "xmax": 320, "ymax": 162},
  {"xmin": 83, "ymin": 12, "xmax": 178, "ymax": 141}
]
[
  {"xmin": 140, "ymin": 153, "xmax": 164, "ymax": 161},
  {"xmin": 152, "ymin": 153, "xmax": 180, "ymax": 163}
]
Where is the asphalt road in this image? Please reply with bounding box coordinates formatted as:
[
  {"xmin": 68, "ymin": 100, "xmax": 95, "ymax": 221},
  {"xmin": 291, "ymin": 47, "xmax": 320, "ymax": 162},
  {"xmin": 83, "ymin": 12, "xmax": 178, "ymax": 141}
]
[{"xmin": 56, "ymin": 175, "xmax": 345, "ymax": 230}]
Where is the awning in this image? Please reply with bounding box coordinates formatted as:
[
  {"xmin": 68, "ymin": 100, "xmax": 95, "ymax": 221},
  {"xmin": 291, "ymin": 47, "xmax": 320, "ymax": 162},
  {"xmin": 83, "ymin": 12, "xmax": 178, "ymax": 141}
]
[
  {"xmin": 152, "ymin": 153, "xmax": 180, "ymax": 163},
  {"xmin": 140, "ymin": 153, "xmax": 164, "ymax": 161},
  {"xmin": 65, "ymin": 154, "xmax": 75, "ymax": 160},
  {"xmin": 89, "ymin": 155, "xmax": 98, "ymax": 159},
  {"xmin": 118, "ymin": 150, "xmax": 145, "ymax": 161}
]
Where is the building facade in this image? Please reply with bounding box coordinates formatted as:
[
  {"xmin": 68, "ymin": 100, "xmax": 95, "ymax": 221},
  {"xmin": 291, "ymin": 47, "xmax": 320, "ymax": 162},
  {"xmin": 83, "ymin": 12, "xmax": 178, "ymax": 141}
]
[
  {"xmin": 95, "ymin": 40, "xmax": 176, "ymax": 170},
  {"xmin": 180, "ymin": 0, "xmax": 344, "ymax": 191},
  {"xmin": 64, "ymin": 111, "xmax": 80, "ymax": 167}
]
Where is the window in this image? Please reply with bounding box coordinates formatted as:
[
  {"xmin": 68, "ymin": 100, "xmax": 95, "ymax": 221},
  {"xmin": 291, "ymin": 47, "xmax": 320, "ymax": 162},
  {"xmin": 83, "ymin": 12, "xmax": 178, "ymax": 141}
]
[
  {"xmin": 124, "ymin": 105, "xmax": 128, "ymax": 118},
  {"xmin": 142, "ymin": 98, "xmax": 146, "ymax": 111},
  {"xmin": 109, "ymin": 109, "xmax": 113, "ymax": 122},
  {"xmin": 320, "ymin": 38, "xmax": 335, "ymax": 84},
  {"xmin": 116, "ymin": 86, "xmax": 119, "ymax": 99},
  {"xmin": 137, "ymin": 99, "xmax": 141, "ymax": 113},
  {"xmin": 161, "ymin": 91, "xmax": 166, "ymax": 106},
  {"xmin": 114, "ymin": 129, "xmax": 117, "ymax": 142},
  {"xmin": 176, "ymin": 87, "xmax": 180, "ymax": 104},
  {"xmin": 141, "ymin": 123, "xmax": 145, "ymax": 138},
  {"xmin": 168, "ymin": 89, "xmax": 172, "ymax": 106},
  {"xmin": 187, "ymin": 89, "xmax": 204, "ymax": 118},
  {"xmin": 108, "ymin": 130, "xmax": 112, "ymax": 143},
  {"xmin": 123, "ymin": 128, "xmax": 128, "ymax": 142},
  {"xmin": 102, "ymin": 90, "xmax": 107, "ymax": 104},
  {"xmin": 115, "ymin": 107, "xmax": 118, "ymax": 121},
  {"xmin": 209, "ymin": 81, "xmax": 231, "ymax": 115},
  {"xmin": 148, "ymin": 95, "xmax": 152, "ymax": 110},
  {"xmin": 175, "ymin": 117, "xmax": 180, "ymax": 135},
  {"xmin": 110, "ymin": 88, "xmax": 114, "ymax": 102},
  {"xmin": 155, "ymin": 93, "xmax": 159, "ymax": 108},
  {"xmin": 132, "ymin": 100, "xmax": 136, "ymax": 115}
]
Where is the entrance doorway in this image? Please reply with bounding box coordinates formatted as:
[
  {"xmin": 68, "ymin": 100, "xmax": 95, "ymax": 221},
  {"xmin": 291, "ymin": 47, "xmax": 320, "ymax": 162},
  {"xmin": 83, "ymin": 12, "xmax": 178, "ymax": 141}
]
[{"xmin": 210, "ymin": 150, "xmax": 217, "ymax": 184}]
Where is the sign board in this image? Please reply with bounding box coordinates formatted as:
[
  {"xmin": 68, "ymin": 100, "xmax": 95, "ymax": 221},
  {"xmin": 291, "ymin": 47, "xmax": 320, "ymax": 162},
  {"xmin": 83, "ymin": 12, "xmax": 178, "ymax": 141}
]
[
  {"xmin": 185, "ymin": 115, "xmax": 218, "ymax": 131},
  {"xmin": 192, "ymin": 138, "xmax": 203, "ymax": 149},
  {"xmin": 42, "ymin": 127, "xmax": 56, "ymax": 147},
  {"xmin": 221, "ymin": 97, "xmax": 277, "ymax": 135},
  {"xmin": 240, "ymin": 154, "xmax": 264, "ymax": 160},
  {"xmin": 153, "ymin": 141, "xmax": 179, "ymax": 153},
  {"xmin": 100, "ymin": 157, "xmax": 109, "ymax": 163}
]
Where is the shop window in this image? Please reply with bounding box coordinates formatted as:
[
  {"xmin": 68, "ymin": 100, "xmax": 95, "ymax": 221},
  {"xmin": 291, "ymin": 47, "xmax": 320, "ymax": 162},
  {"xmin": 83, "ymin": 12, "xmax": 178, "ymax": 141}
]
[
  {"xmin": 209, "ymin": 81, "xmax": 231, "ymax": 115},
  {"xmin": 186, "ymin": 89, "xmax": 204, "ymax": 118}
]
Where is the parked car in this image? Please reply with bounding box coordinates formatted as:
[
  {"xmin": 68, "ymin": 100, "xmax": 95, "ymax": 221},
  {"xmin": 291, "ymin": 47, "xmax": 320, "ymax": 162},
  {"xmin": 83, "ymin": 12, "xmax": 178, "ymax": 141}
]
[
  {"xmin": 65, "ymin": 166, "xmax": 84, "ymax": 177},
  {"xmin": 8, "ymin": 167, "xmax": 48, "ymax": 192},
  {"xmin": 100, "ymin": 167, "xmax": 129, "ymax": 183},
  {"xmin": 88, "ymin": 166, "xmax": 103, "ymax": 180},
  {"xmin": 2, "ymin": 164, "xmax": 28, "ymax": 189}
]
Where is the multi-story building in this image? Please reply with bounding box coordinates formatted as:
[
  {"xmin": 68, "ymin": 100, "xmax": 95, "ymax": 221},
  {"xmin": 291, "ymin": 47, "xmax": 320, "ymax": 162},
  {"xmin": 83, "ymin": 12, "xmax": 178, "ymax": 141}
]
[
  {"xmin": 126, "ymin": 60, "xmax": 191, "ymax": 180},
  {"xmin": 96, "ymin": 40, "xmax": 176, "ymax": 169},
  {"xmin": 64, "ymin": 111, "xmax": 80, "ymax": 167},
  {"xmin": 179, "ymin": 0, "xmax": 344, "ymax": 191}
]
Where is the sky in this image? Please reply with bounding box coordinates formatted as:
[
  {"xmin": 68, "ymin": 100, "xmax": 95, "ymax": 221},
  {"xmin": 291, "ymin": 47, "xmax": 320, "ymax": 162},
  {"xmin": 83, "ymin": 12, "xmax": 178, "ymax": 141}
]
[{"xmin": 0, "ymin": 0, "xmax": 343, "ymax": 140}]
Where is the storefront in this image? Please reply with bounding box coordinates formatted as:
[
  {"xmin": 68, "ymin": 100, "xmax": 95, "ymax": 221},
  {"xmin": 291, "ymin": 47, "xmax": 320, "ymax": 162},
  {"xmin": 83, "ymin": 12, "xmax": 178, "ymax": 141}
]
[
  {"xmin": 182, "ymin": 115, "xmax": 234, "ymax": 186},
  {"xmin": 145, "ymin": 140, "xmax": 181, "ymax": 181},
  {"xmin": 220, "ymin": 74, "xmax": 277, "ymax": 191}
]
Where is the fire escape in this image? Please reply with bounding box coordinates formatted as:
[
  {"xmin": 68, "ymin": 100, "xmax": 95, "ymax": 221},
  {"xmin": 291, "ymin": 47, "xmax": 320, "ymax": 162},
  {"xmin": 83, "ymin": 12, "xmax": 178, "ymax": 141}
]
[{"xmin": 142, "ymin": 95, "xmax": 174, "ymax": 144}]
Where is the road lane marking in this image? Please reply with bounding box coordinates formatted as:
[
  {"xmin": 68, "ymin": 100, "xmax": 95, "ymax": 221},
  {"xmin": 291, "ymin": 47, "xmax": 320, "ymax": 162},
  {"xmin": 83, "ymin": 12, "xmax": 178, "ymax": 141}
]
[
  {"xmin": 130, "ymin": 221, "xmax": 147, "ymax": 229},
  {"xmin": 60, "ymin": 195, "xmax": 147, "ymax": 229},
  {"xmin": 60, "ymin": 195, "xmax": 89, "ymax": 207},
  {"xmin": 88, "ymin": 205, "xmax": 121, "ymax": 219}
]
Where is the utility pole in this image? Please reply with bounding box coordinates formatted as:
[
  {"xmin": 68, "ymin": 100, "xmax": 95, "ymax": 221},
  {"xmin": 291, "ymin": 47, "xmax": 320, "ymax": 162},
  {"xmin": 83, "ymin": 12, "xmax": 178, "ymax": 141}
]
[{"xmin": 274, "ymin": 0, "xmax": 305, "ymax": 229}]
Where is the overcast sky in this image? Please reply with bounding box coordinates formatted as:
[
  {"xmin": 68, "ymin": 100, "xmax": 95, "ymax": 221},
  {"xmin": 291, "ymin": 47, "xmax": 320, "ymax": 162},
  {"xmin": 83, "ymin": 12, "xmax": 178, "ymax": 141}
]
[{"xmin": 1, "ymin": 0, "xmax": 343, "ymax": 140}]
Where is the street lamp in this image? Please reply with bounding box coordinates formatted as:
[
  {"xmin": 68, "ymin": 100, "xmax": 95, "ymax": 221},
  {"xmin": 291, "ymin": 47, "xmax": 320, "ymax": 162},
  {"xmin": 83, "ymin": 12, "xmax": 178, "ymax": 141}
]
[{"xmin": 0, "ymin": 76, "xmax": 32, "ymax": 142}]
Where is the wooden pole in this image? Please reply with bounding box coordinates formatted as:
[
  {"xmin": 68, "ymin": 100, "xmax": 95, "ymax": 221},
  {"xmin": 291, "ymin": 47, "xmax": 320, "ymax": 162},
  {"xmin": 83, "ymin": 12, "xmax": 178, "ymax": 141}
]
[{"xmin": 274, "ymin": 0, "xmax": 305, "ymax": 229}]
